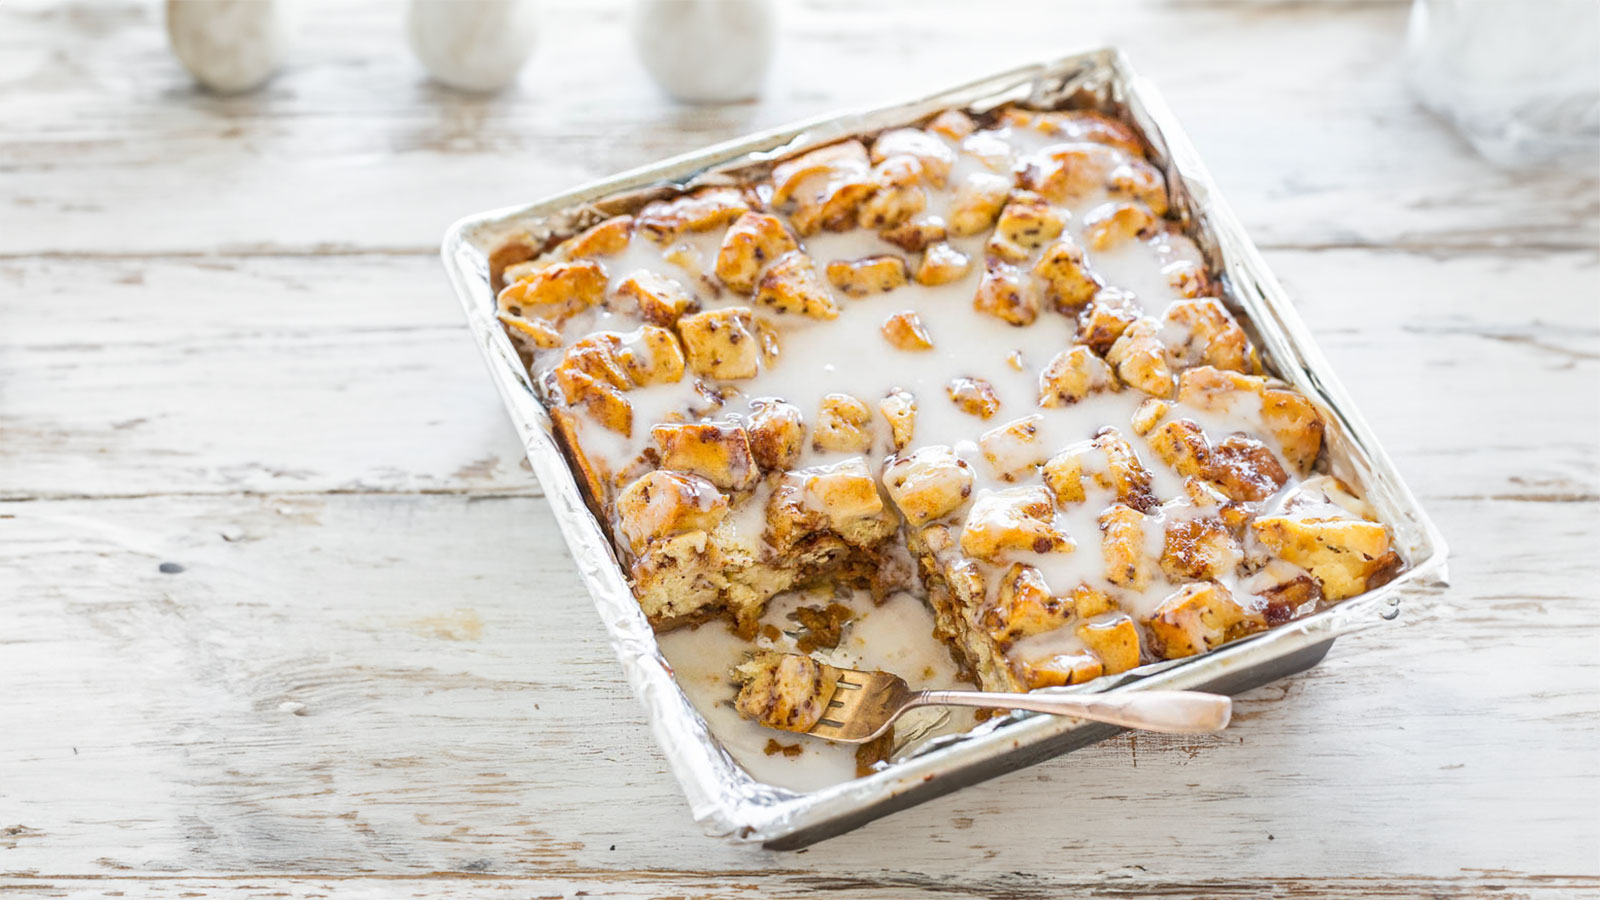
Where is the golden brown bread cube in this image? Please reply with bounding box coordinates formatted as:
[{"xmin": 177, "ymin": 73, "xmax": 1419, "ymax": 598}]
[
  {"xmin": 1098, "ymin": 503, "xmax": 1152, "ymax": 590},
  {"xmin": 613, "ymin": 325, "xmax": 687, "ymax": 387},
  {"xmin": 768, "ymin": 458, "xmax": 894, "ymax": 550},
  {"xmin": 1108, "ymin": 158, "xmax": 1170, "ymax": 217},
  {"xmin": 636, "ymin": 186, "xmax": 751, "ymax": 242},
  {"xmin": 1068, "ymin": 584, "xmax": 1117, "ymax": 619},
  {"xmin": 1083, "ymin": 201, "xmax": 1159, "ymax": 251},
  {"xmin": 715, "ymin": 211, "xmax": 799, "ymax": 295},
  {"xmin": 1206, "ymin": 434, "xmax": 1289, "ymax": 502},
  {"xmin": 771, "ymin": 140, "xmax": 871, "ymax": 206},
  {"xmin": 870, "ymin": 127, "xmax": 956, "ymax": 185},
  {"xmin": 1147, "ymin": 417, "xmax": 1211, "ymax": 478},
  {"xmin": 1017, "ymin": 141, "xmax": 1126, "ymax": 203},
  {"xmin": 1020, "ymin": 652, "xmax": 1103, "ymax": 689},
  {"xmin": 734, "ymin": 652, "xmax": 840, "ymax": 733},
  {"xmin": 1131, "ymin": 397, "xmax": 1170, "ymax": 436},
  {"xmin": 1162, "ymin": 298, "xmax": 1249, "ymax": 372},
  {"xmin": 947, "ymin": 172, "xmax": 1014, "ymax": 237},
  {"xmin": 1038, "ymin": 345, "xmax": 1118, "ymax": 407},
  {"xmin": 881, "ymin": 445, "xmax": 973, "ymax": 527},
  {"xmin": 615, "ymin": 270, "xmax": 698, "ymax": 328},
  {"xmin": 1160, "ymin": 516, "xmax": 1243, "ymax": 582},
  {"xmin": 857, "ymin": 155, "xmax": 929, "ymax": 230},
  {"xmin": 498, "ymin": 312, "xmax": 564, "ymax": 350},
  {"xmin": 1163, "ymin": 259, "xmax": 1213, "ymax": 299},
  {"xmin": 755, "ymin": 251, "xmax": 840, "ymax": 320},
  {"xmin": 1044, "ymin": 429, "xmax": 1156, "ymax": 513},
  {"xmin": 988, "ymin": 192, "xmax": 1065, "ymax": 262},
  {"xmin": 496, "ymin": 258, "xmax": 607, "ymax": 323},
  {"xmin": 915, "ymin": 241, "xmax": 973, "ymax": 286},
  {"xmin": 826, "ymin": 255, "xmax": 910, "ymax": 297},
  {"xmin": 947, "ymin": 376, "xmax": 1001, "ymax": 419},
  {"xmin": 1076, "ymin": 288, "xmax": 1141, "ymax": 355},
  {"xmin": 615, "ymin": 469, "xmax": 729, "ymax": 556},
  {"xmin": 560, "ymin": 214, "xmax": 633, "ymax": 258},
  {"xmin": 878, "ymin": 389, "xmax": 917, "ymax": 450},
  {"xmin": 1106, "ymin": 317, "xmax": 1175, "ymax": 398},
  {"xmin": 1240, "ymin": 558, "xmax": 1326, "ymax": 625},
  {"xmin": 926, "ymin": 108, "xmax": 976, "ymax": 141},
  {"xmin": 1077, "ymin": 614, "xmax": 1142, "ymax": 675},
  {"xmin": 1033, "ymin": 238, "xmax": 1103, "ymax": 310},
  {"xmin": 881, "ymin": 309, "xmax": 934, "ymax": 351},
  {"xmin": 1176, "ymin": 365, "xmax": 1264, "ymax": 411},
  {"xmin": 1251, "ymin": 515, "xmax": 1395, "ymax": 601},
  {"xmin": 772, "ymin": 141, "xmax": 876, "ymax": 235},
  {"xmin": 882, "ymin": 218, "xmax": 948, "ymax": 253},
  {"xmin": 650, "ymin": 422, "xmax": 760, "ymax": 491},
  {"xmin": 745, "ymin": 398, "xmax": 805, "ymax": 470},
  {"xmin": 959, "ymin": 486, "xmax": 1072, "ymax": 562},
  {"xmin": 983, "ymin": 563, "xmax": 1071, "ymax": 643},
  {"xmin": 973, "ymin": 261, "xmax": 1040, "ymax": 326},
  {"xmin": 1040, "ymin": 445, "xmax": 1088, "ymax": 506},
  {"xmin": 677, "ymin": 307, "xmax": 765, "ymax": 380},
  {"xmin": 978, "ymin": 415, "xmax": 1047, "ymax": 482},
  {"xmin": 1261, "ymin": 386, "xmax": 1325, "ymax": 474},
  {"xmin": 813, "ymin": 392, "xmax": 874, "ymax": 453},
  {"xmin": 629, "ymin": 529, "xmax": 721, "ymax": 621},
  {"xmin": 1144, "ymin": 581, "xmax": 1265, "ymax": 660}
]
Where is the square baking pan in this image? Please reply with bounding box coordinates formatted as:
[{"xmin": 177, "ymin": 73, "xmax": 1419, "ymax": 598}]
[{"xmin": 441, "ymin": 47, "xmax": 1449, "ymax": 848}]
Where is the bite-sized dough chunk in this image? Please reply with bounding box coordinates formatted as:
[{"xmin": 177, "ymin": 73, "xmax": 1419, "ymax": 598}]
[
  {"xmin": 560, "ymin": 215, "xmax": 634, "ymax": 258},
  {"xmin": 1147, "ymin": 418, "xmax": 1211, "ymax": 478},
  {"xmin": 826, "ymin": 255, "xmax": 910, "ymax": 297},
  {"xmin": 882, "ymin": 218, "xmax": 948, "ymax": 253},
  {"xmin": 715, "ymin": 212, "xmax": 799, "ymax": 295},
  {"xmin": 915, "ymin": 241, "xmax": 973, "ymax": 286},
  {"xmin": 1000, "ymin": 109, "xmax": 1143, "ymax": 154},
  {"xmin": 636, "ymin": 186, "xmax": 752, "ymax": 242},
  {"xmin": 1162, "ymin": 298, "xmax": 1249, "ymax": 372},
  {"xmin": 1033, "ymin": 238, "xmax": 1103, "ymax": 310},
  {"xmin": 973, "ymin": 261, "xmax": 1040, "ymax": 326},
  {"xmin": 961, "ymin": 129, "xmax": 1016, "ymax": 173},
  {"xmin": 629, "ymin": 530, "xmax": 720, "ymax": 621},
  {"xmin": 497, "ymin": 259, "xmax": 608, "ymax": 322},
  {"xmin": 881, "ymin": 445, "xmax": 973, "ymax": 527},
  {"xmin": 1098, "ymin": 503, "xmax": 1152, "ymax": 590},
  {"xmin": 988, "ymin": 192, "xmax": 1066, "ymax": 262},
  {"xmin": 1160, "ymin": 516, "xmax": 1242, "ymax": 582},
  {"xmin": 498, "ymin": 313, "xmax": 564, "ymax": 350},
  {"xmin": 978, "ymin": 415, "xmax": 1046, "ymax": 482},
  {"xmin": 551, "ymin": 335, "xmax": 635, "ymax": 435},
  {"xmin": 871, "ymin": 128, "xmax": 956, "ymax": 185},
  {"xmin": 878, "ymin": 389, "xmax": 917, "ymax": 450},
  {"xmin": 1076, "ymin": 287, "xmax": 1141, "ymax": 355},
  {"xmin": 1251, "ymin": 515, "xmax": 1396, "ymax": 601},
  {"xmin": 1207, "ymin": 434, "xmax": 1288, "ymax": 502},
  {"xmin": 1106, "ymin": 317, "xmax": 1175, "ymax": 398},
  {"xmin": 769, "ymin": 458, "xmax": 894, "ymax": 550},
  {"xmin": 772, "ymin": 140, "xmax": 876, "ymax": 235},
  {"xmin": 1020, "ymin": 652, "xmax": 1103, "ymax": 689},
  {"xmin": 947, "ymin": 376, "xmax": 1001, "ymax": 419},
  {"xmin": 1144, "ymin": 582, "xmax": 1265, "ymax": 660},
  {"xmin": 857, "ymin": 155, "xmax": 928, "ymax": 230},
  {"xmin": 983, "ymin": 563, "xmax": 1070, "ymax": 643},
  {"xmin": 677, "ymin": 307, "xmax": 765, "ymax": 380},
  {"xmin": 1077, "ymin": 614, "xmax": 1142, "ymax": 675},
  {"xmin": 947, "ymin": 172, "xmax": 1014, "ymax": 237},
  {"xmin": 1241, "ymin": 558, "xmax": 1325, "ymax": 625},
  {"xmin": 1043, "ymin": 428, "xmax": 1156, "ymax": 512},
  {"xmin": 612, "ymin": 325, "xmax": 686, "ymax": 387},
  {"xmin": 1261, "ymin": 387, "xmax": 1325, "ymax": 474},
  {"xmin": 734, "ymin": 652, "xmax": 840, "ymax": 733},
  {"xmin": 1131, "ymin": 397, "xmax": 1170, "ymax": 436},
  {"xmin": 615, "ymin": 469, "xmax": 729, "ymax": 555},
  {"xmin": 1163, "ymin": 259, "xmax": 1213, "ymax": 299},
  {"xmin": 755, "ymin": 251, "xmax": 840, "ymax": 320},
  {"xmin": 926, "ymin": 108, "xmax": 976, "ymax": 141},
  {"xmin": 615, "ymin": 270, "xmax": 698, "ymax": 327},
  {"xmin": 1038, "ymin": 345, "xmax": 1118, "ymax": 407},
  {"xmin": 650, "ymin": 422, "xmax": 760, "ymax": 491},
  {"xmin": 959, "ymin": 487, "xmax": 1072, "ymax": 562},
  {"xmin": 745, "ymin": 398, "xmax": 805, "ymax": 470},
  {"xmin": 1108, "ymin": 158, "xmax": 1170, "ymax": 217},
  {"xmin": 1083, "ymin": 201, "xmax": 1159, "ymax": 251},
  {"xmin": 1018, "ymin": 141, "xmax": 1127, "ymax": 204},
  {"xmin": 813, "ymin": 392, "xmax": 874, "ymax": 453},
  {"xmin": 881, "ymin": 309, "xmax": 934, "ymax": 351}
]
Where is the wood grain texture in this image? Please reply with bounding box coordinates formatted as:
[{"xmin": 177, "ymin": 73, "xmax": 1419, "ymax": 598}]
[{"xmin": 2, "ymin": 0, "xmax": 1597, "ymax": 897}]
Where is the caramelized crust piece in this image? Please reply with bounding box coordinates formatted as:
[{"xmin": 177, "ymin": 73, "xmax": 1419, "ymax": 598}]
[
  {"xmin": 745, "ymin": 398, "xmax": 805, "ymax": 470},
  {"xmin": 497, "ymin": 259, "xmax": 607, "ymax": 322},
  {"xmin": 881, "ymin": 310, "xmax": 935, "ymax": 351},
  {"xmin": 636, "ymin": 186, "xmax": 752, "ymax": 242},
  {"xmin": 959, "ymin": 487, "xmax": 1072, "ymax": 562},
  {"xmin": 755, "ymin": 251, "xmax": 840, "ymax": 320},
  {"xmin": 1033, "ymin": 238, "xmax": 1102, "ymax": 310},
  {"xmin": 857, "ymin": 155, "xmax": 929, "ymax": 230},
  {"xmin": 983, "ymin": 563, "xmax": 1070, "ymax": 643},
  {"xmin": 1160, "ymin": 516, "xmax": 1243, "ymax": 582},
  {"xmin": 1251, "ymin": 515, "xmax": 1395, "ymax": 601},
  {"xmin": 772, "ymin": 140, "xmax": 876, "ymax": 235},
  {"xmin": 1021, "ymin": 653, "xmax": 1103, "ymax": 689},
  {"xmin": 734, "ymin": 652, "xmax": 840, "ymax": 733},
  {"xmin": 988, "ymin": 192, "xmax": 1065, "ymax": 262},
  {"xmin": 615, "ymin": 469, "xmax": 729, "ymax": 555},
  {"xmin": 715, "ymin": 211, "xmax": 799, "ymax": 295},
  {"xmin": 499, "ymin": 312, "xmax": 564, "ymax": 350},
  {"xmin": 561, "ymin": 215, "xmax": 634, "ymax": 258},
  {"xmin": 1077, "ymin": 288, "xmax": 1141, "ymax": 354},
  {"xmin": 926, "ymin": 109, "xmax": 976, "ymax": 141},
  {"xmin": 871, "ymin": 128, "xmax": 957, "ymax": 185},
  {"xmin": 1106, "ymin": 317, "xmax": 1175, "ymax": 398},
  {"xmin": 1162, "ymin": 298, "xmax": 1250, "ymax": 373},
  {"xmin": 973, "ymin": 261, "xmax": 1040, "ymax": 326},
  {"xmin": 882, "ymin": 445, "xmax": 973, "ymax": 527},
  {"xmin": 882, "ymin": 218, "xmax": 948, "ymax": 253},
  {"xmin": 768, "ymin": 458, "xmax": 895, "ymax": 550},
  {"xmin": 614, "ymin": 325, "xmax": 687, "ymax": 387},
  {"xmin": 615, "ymin": 271, "xmax": 698, "ymax": 327},
  {"xmin": 651, "ymin": 422, "xmax": 760, "ymax": 490},
  {"xmin": 1083, "ymin": 201, "xmax": 1158, "ymax": 251},
  {"xmin": 1076, "ymin": 614, "xmax": 1142, "ymax": 675},
  {"xmin": 1144, "ymin": 582, "xmax": 1265, "ymax": 660}
]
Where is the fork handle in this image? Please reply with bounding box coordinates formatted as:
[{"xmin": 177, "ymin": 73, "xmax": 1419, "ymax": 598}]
[{"xmin": 911, "ymin": 689, "xmax": 1232, "ymax": 735}]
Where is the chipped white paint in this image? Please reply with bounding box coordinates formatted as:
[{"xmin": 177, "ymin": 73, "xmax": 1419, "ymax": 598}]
[{"xmin": 1, "ymin": 1, "xmax": 1596, "ymax": 898}]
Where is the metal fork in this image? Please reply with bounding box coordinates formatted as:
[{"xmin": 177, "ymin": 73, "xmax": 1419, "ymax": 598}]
[{"xmin": 807, "ymin": 664, "xmax": 1232, "ymax": 743}]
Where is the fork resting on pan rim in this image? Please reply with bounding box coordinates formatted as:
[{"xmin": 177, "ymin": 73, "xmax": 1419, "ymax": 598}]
[{"xmin": 809, "ymin": 665, "xmax": 1232, "ymax": 743}]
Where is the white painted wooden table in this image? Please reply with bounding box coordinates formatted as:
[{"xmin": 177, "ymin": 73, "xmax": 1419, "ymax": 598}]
[{"xmin": 4, "ymin": 1, "xmax": 1597, "ymax": 897}]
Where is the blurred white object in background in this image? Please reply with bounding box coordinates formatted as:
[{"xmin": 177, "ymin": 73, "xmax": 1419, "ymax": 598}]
[
  {"xmin": 632, "ymin": 0, "xmax": 776, "ymax": 103},
  {"xmin": 408, "ymin": 0, "xmax": 539, "ymax": 93},
  {"xmin": 165, "ymin": 0, "xmax": 292, "ymax": 94},
  {"xmin": 1406, "ymin": 0, "xmax": 1600, "ymax": 168}
]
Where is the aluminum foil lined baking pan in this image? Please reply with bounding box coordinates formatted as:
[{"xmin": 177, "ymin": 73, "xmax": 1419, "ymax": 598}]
[{"xmin": 441, "ymin": 48, "xmax": 1449, "ymax": 849}]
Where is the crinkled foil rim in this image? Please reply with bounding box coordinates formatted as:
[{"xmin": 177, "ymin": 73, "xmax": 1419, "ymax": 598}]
[{"xmin": 441, "ymin": 48, "xmax": 1450, "ymax": 846}]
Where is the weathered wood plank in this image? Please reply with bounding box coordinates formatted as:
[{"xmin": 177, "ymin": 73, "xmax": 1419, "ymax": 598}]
[
  {"xmin": 1, "ymin": 0, "xmax": 1594, "ymax": 257},
  {"xmin": 4, "ymin": 249, "xmax": 1595, "ymax": 499},
  {"xmin": 2, "ymin": 492, "xmax": 1595, "ymax": 879}
]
